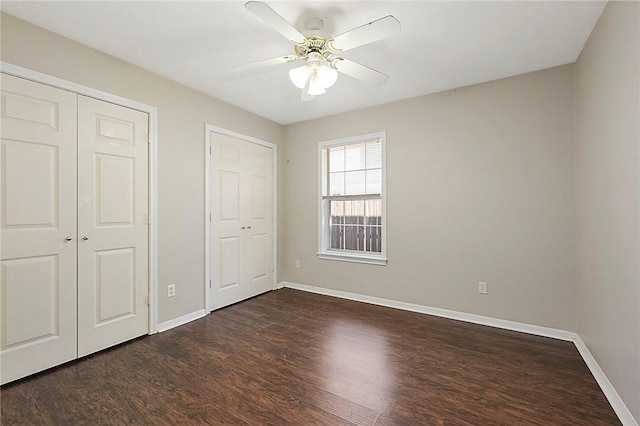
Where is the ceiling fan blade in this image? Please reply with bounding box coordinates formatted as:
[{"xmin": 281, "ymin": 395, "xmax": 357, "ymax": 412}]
[
  {"xmin": 245, "ymin": 1, "xmax": 306, "ymax": 44},
  {"xmin": 329, "ymin": 15, "xmax": 401, "ymax": 52},
  {"xmin": 224, "ymin": 55, "xmax": 298, "ymax": 80},
  {"xmin": 335, "ymin": 59, "xmax": 390, "ymax": 87}
]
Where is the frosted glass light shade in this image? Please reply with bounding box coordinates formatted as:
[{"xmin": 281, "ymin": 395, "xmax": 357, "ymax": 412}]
[
  {"xmin": 289, "ymin": 65, "xmax": 310, "ymax": 89},
  {"xmin": 308, "ymin": 79, "xmax": 326, "ymax": 96},
  {"xmin": 317, "ymin": 66, "xmax": 338, "ymax": 89}
]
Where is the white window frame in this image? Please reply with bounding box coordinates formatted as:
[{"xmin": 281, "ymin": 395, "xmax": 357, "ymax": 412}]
[{"xmin": 317, "ymin": 131, "xmax": 387, "ymax": 266}]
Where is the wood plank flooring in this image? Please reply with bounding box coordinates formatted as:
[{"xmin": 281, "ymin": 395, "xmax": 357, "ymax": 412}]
[{"xmin": 1, "ymin": 288, "xmax": 620, "ymax": 425}]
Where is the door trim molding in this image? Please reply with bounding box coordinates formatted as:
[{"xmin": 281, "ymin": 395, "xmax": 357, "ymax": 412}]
[
  {"xmin": 1, "ymin": 61, "xmax": 160, "ymax": 334},
  {"xmin": 204, "ymin": 124, "xmax": 278, "ymax": 313}
]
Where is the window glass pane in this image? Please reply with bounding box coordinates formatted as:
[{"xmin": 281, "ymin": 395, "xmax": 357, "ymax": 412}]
[
  {"xmin": 330, "ymin": 172, "xmax": 345, "ymax": 196},
  {"xmin": 344, "ymin": 199, "xmax": 364, "ymax": 225},
  {"xmin": 366, "ymin": 226, "xmax": 382, "ymax": 253},
  {"xmin": 330, "ymin": 225, "xmax": 343, "ymax": 249},
  {"xmin": 329, "ymin": 146, "xmax": 345, "ymax": 172},
  {"xmin": 365, "ymin": 169, "xmax": 381, "ymax": 194},
  {"xmin": 366, "ymin": 199, "xmax": 382, "ymax": 225},
  {"xmin": 345, "ymin": 170, "xmax": 366, "ymax": 195},
  {"xmin": 330, "ymin": 200, "xmax": 344, "ymax": 224},
  {"xmin": 345, "ymin": 143, "xmax": 366, "ymax": 171},
  {"xmin": 366, "ymin": 141, "xmax": 382, "ymax": 169},
  {"xmin": 344, "ymin": 225, "xmax": 364, "ymax": 251}
]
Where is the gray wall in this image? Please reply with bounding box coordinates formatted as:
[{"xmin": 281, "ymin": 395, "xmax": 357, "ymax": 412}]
[
  {"xmin": 0, "ymin": 13, "xmax": 284, "ymax": 324},
  {"xmin": 575, "ymin": 1, "xmax": 640, "ymax": 421},
  {"xmin": 282, "ymin": 65, "xmax": 576, "ymax": 331}
]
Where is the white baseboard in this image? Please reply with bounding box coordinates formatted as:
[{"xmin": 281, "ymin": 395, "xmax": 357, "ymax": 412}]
[
  {"xmin": 279, "ymin": 281, "xmax": 637, "ymax": 426},
  {"xmin": 573, "ymin": 336, "xmax": 638, "ymax": 425},
  {"xmin": 157, "ymin": 309, "xmax": 206, "ymax": 333},
  {"xmin": 280, "ymin": 281, "xmax": 575, "ymax": 341}
]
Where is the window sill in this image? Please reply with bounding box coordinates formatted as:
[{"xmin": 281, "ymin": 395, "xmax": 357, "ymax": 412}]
[{"xmin": 317, "ymin": 251, "xmax": 387, "ymax": 266}]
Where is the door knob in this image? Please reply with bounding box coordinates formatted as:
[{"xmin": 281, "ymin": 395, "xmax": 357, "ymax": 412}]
[
  {"xmin": 82, "ymin": 236, "xmax": 89, "ymax": 241},
  {"xmin": 247, "ymin": 226, "xmax": 251, "ymax": 229},
  {"xmin": 241, "ymin": 227, "xmax": 246, "ymax": 230},
  {"xmin": 64, "ymin": 236, "xmax": 72, "ymax": 242}
]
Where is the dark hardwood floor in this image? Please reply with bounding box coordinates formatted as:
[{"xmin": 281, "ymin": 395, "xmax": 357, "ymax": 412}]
[{"xmin": 1, "ymin": 288, "xmax": 619, "ymax": 425}]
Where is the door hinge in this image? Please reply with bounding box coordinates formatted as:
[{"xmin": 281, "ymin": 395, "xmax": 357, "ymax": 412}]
[
  {"xmin": 145, "ymin": 294, "xmax": 150, "ymax": 306},
  {"xmin": 146, "ymin": 131, "xmax": 150, "ymax": 144},
  {"xmin": 145, "ymin": 214, "xmax": 150, "ymax": 225},
  {"xmin": 209, "ymin": 213, "xmax": 212, "ymax": 222},
  {"xmin": 209, "ymin": 146, "xmax": 212, "ymax": 155},
  {"xmin": 209, "ymin": 279, "xmax": 212, "ymax": 288}
]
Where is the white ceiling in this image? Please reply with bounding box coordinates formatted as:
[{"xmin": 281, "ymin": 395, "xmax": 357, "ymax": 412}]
[{"xmin": 2, "ymin": 1, "xmax": 607, "ymax": 125}]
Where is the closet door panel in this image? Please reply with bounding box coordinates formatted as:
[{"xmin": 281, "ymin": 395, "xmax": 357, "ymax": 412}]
[
  {"xmin": 77, "ymin": 96, "xmax": 149, "ymax": 357},
  {"xmin": 210, "ymin": 134, "xmax": 245, "ymax": 310},
  {"xmin": 246, "ymin": 142, "xmax": 272, "ymax": 298},
  {"xmin": 0, "ymin": 73, "xmax": 78, "ymax": 384}
]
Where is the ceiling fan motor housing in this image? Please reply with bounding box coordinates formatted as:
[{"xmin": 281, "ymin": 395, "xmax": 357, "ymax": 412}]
[{"xmin": 294, "ymin": 36, "xmax": 341, "ymax": 69}]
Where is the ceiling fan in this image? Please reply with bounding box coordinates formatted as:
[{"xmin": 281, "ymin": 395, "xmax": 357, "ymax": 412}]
[{"xmin": 231, "ymin": 1, "xmax": 401, "ymax": 101}]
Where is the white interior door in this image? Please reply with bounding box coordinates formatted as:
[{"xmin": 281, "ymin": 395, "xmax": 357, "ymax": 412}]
[
  {"xmin": 245, "ymin": 141, "xmax": 273, "ymax": 298},
  {"xmin": 211, "ymin": 133, "xmax": 245, "ymax": 310},
  {"xmin": 0, "ymin": 74, "xmax": 78, "ymax": 384},
  {"xmin": 210, "ymin": 132, "xmax": 273, "ymax": 310},
  {"xmin": 77, "ymin": 96, "xmax": 149, "ymax": 357}
]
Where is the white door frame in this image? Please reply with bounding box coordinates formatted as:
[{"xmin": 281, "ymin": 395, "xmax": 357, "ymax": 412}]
[
  {"xmin": 1, "ymin": 61, "xmax": 160, "ymax": 333},
  {"xmin": 204, "ymin": 124, "xmax": 277, "ymax": 313}
]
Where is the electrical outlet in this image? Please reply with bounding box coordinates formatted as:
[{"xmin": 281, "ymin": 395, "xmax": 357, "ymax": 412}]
[
  {"xmin": 295, "ymin": 259, "xmax": 300, "ymax": 269},
  {"xmin": 168, "ymin": 284, "xmax": 176, "ymax": 298},
  {"xmin": 478, "ymin": 281, "xmax": 488, "ymax": 295}
]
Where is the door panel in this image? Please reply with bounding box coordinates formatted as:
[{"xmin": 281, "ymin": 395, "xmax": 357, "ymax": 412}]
[
  {"xmin": 3, "ymin": 255, "xmax": 59, "ymax": 346},
  {"xmin": 211, "ymin": 134, "xmax": 244, "ymax": 309},
  {"xmin": 95, "ymin": 247, "xmax": 136, "ymax": 323},
  {"xmin": 96, "ymin": 154, "xmax": 135, "ymax": 225},
  {"xmin": 252, "ymin": 175, "xmax": 267, "ymax": 219},
  {"xmin": 219, "ymin": 171, "xmax": 240, "ymax": 220},
  {"xmin": 3, "ymin": 141, "xmax": 58, "ymax": 227},
  {"xmin": 77, "ymin": 95, "xmax": 149, "ymax": 357},
  {"xmin": 251, "ymin": 233, "xmax": 268, "ymax": 279},
  {"xmin": 246, "ymin": 142, "xmax": 273, "ymax": 297},
  {"xmin": 0, "ymin": 73, "xmax": 78, "ymax": 384},
  {"xmin": 219, "ymin": 237, "xmax": 240, "ymax": 289},
  {"xmin": 210, "ymin": 133, "xmax": 273, "ymax": 310}
]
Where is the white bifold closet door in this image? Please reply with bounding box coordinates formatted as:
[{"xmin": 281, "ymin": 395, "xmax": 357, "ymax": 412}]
[
  {"xmin": 210, "ymin": 132, "xmax": 273, "ymax": 310},
  {"xmin": 76, "ymin": 95, "xmax": 149, "ymax": 357},
  {"xmin": 0, "ymin": 74, "xmax": 149, "ymax": 384},
  {"xmin": 0, "ymin": 74, "xmax": 78, "ymax": 384}
]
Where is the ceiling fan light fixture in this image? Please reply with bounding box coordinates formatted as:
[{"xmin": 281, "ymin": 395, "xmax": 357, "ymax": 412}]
[
  {"xmin": 289, "ymin": 54, "xmax": 338, "ymax": 96},
  {"xmin": 241, "ymin": 3, "xmax": 401, "ymax": 102}
]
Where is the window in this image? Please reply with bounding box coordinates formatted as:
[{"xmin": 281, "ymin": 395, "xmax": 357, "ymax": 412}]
[{"xmin": 318, "ymin": 132, "xmax": 387, "ymax": 265}]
